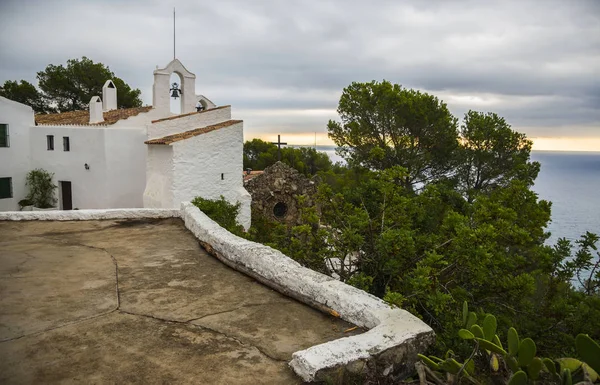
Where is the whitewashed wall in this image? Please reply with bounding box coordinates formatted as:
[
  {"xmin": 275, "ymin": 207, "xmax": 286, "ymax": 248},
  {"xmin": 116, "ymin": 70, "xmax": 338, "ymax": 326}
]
[
  {"xmin": 147, "ymin": 106, "xmax": 231, "ymax": 140},
  {"xmin": 105, "ymin": 128, "xmax": 147, "ymax": 208},
  {"xmin": 143, "ymin": 145, "xmax": 174, "ymax": 208},
  {"xmin": 0, "ymin": 97, "xmax": 34, "ymax": 211},
  {"xmin": 30, "ymin": 125, "xmax": 109, "ymax": 209},
  {"xmin": 30, "ymin": 125, "xmax": 146, "ymax": 210},
  {"xmin": 171, "ymin": 123, "xmax": 251, "ymax": 229}
]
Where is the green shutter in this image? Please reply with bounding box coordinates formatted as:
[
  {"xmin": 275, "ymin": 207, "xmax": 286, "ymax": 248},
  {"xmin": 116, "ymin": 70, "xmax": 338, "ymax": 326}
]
[
  {"xmin": 0, "ymin": 177, "xmax": 12, "ymax": 199},
  {"xmin": 0, "ymin": 124, "xmax": 7, "ymax": 147}
]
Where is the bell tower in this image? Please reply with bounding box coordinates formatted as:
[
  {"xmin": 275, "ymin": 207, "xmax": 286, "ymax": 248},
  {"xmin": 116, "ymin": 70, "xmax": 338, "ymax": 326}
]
[{"xmin": 152, "ymin": 59, "xmax": 196, "ymax": 115}]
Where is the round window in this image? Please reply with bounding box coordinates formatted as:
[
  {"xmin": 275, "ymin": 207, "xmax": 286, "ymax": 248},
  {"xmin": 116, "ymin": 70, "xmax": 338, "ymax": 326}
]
[{"xmin": 273, "ymin": 202, "xmax": 288, "ymax": 218}]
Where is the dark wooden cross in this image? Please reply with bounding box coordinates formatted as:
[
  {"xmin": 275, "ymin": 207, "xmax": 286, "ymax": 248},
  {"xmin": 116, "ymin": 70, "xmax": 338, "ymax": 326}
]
[{"xmin": 271, "ymin": 135, "xmax": 287, "ymax": 161}]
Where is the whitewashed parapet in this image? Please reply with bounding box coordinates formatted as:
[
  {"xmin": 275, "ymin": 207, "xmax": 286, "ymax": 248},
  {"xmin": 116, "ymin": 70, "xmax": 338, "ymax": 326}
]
[
  {"xmin": 0, "ymin": 208, "xmax": 180, "ymax": 221},
  {"xmin": 35, "ymin": 123, "xmax": 110, "ymax": 127},
  {"xmin": 180, "ymin": 202, "xmax": 435, "ymax": 382}
]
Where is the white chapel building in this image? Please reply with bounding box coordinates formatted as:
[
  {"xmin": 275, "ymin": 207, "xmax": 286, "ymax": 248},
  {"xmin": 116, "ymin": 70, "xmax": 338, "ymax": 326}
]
[{"xmin": 0, "ymin": 59, "xmax": 251, "ymax": 228}]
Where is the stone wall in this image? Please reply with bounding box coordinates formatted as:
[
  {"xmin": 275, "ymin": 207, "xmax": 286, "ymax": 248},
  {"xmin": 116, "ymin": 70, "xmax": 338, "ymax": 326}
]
[{"xmin": 245, "ymin": 162, "xmax": 317, "ymax": 225}]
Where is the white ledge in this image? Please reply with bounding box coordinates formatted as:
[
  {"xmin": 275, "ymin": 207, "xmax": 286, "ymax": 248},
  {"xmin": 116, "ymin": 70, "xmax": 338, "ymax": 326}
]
[
  {"xmin": 0, "ymin": 208, "xmax": 180, "ymax": 221},
  {"xmin": 180, "ymin": 202, "xmax": 434, "ymax": 382}
]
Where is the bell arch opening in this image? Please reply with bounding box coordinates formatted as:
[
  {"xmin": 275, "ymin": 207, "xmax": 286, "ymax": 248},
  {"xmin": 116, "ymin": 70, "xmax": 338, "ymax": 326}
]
[{"xmin": 169, "ymin": 72, "xmax": 183, "ymax": 114}]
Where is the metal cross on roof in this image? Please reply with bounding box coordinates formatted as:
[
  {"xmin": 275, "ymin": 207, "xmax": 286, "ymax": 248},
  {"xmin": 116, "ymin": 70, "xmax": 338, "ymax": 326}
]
[{"xmin": 271, "ymin": 135, "xmax": 287, "ymax": 161}]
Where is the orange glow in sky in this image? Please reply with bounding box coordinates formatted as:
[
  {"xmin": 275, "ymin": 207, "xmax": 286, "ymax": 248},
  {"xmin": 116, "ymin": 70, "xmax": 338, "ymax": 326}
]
[
  {"xmin": 531, "ymin": 137, "xmax": 600, "ymax": 152},
  {"xmin": 247, "ymin": 133, "xmax": 600, "ymax": 152}
]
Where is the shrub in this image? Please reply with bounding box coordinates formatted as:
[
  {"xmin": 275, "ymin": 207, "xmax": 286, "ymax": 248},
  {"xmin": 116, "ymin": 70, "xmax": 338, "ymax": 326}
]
[
  {"xmin": 418, "ymin": 301, "xmax": 600, "ymax": 385},
  {"xmin": 191, "ymin": 195, "xmax": 244, "ymax": 236},
  {"xmin": 18, "ymin": 199, "xmax": 33, "ymax": 209},
  {"xmin": 25, "ymin": 169, "xmax": 57, "ymax": 208}
]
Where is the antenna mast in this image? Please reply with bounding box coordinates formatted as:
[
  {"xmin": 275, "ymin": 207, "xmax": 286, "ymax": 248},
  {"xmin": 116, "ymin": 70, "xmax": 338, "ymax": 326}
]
[{"xmin": 173, "ymin": 7, "xmax": 176, "ymax": 60}]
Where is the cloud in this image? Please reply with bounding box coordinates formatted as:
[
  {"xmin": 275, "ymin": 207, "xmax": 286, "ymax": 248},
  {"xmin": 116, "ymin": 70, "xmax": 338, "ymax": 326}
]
[{"xmin": 0, "ymin": 0, "xmax": 598, "ymax": 143}]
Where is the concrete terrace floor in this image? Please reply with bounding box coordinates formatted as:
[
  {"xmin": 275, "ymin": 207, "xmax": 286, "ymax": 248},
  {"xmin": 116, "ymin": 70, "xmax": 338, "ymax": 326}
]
[{"xmin": 0, "ymin": 218, "xmax": 361, "ymax": 384}]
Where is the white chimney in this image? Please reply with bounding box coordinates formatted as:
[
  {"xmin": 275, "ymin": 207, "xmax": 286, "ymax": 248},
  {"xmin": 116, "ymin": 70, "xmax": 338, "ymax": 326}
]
[
  {"xmin": 102, "ymin": 80, "xmax": 117, "ymax": 111},
  {"xmin": 89, "ymin": 96, "xmax": 104, "ymax": 124}
]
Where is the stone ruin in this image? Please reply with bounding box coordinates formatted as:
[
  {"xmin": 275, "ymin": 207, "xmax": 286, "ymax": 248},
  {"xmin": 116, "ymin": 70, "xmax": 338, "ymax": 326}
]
[{"xmin": 244, "ymin": 161, "xmax": 317, "ymax": 225}]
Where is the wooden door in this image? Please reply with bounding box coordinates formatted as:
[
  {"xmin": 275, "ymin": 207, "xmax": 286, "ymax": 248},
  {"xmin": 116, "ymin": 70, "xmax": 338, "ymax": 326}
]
[{"xmin": 60, "ymin": 181, "xmax": 72, "ymax": 210}]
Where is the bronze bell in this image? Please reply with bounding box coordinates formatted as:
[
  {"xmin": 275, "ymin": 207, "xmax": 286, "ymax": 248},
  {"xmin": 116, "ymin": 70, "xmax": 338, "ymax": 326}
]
[{"xmin": 170, "ymin": 82, "xmax": 181, "ymax": 99}]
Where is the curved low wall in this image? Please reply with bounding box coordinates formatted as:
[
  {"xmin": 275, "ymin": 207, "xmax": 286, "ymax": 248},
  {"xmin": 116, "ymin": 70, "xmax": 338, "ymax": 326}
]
[
  {"xmin": 180, "ymin": 202, "xmax": 435, "ymax": 382},
  {"xmin": 0, "ymin": 208, "xmax": 180, "ymax": 221},
  {"xmin": 0, "ymin": 204, "xmax": 435, "ymax": 382}
]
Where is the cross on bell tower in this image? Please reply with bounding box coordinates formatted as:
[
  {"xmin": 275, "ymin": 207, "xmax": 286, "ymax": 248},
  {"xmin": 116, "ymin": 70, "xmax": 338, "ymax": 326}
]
[{"xmin": 271, "ymin": 135, "xmax": 287, "ymax": 161}]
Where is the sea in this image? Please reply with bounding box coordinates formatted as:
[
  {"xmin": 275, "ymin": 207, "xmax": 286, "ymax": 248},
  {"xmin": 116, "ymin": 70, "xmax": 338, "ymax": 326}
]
[{"xmin": 314, "ymin": 145, "xmax": 600, "ymax": 247}]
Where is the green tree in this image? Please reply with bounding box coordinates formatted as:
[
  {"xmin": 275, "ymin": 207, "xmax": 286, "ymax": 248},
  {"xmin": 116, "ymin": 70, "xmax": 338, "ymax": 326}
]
[
  {"xmin": 112, "ymin": 77, "xmax": 143, "ymax": 110},
  {"xmin": 243, "ymin": 139, "xmax": 333, "ymax": 176},
  {"xmin": 243, "ymin": 138, "xmax": 277, "ymax": 170},
  {"xmin": 0, "ymin": 80, "xmax": 48, "ymax": 113},
  {"xmin": 456, "ymin": 111, "xmax": 540, "ymax": 202},
  {"xmin": 36, "ymin": 57, "xmax": 142, "ymax": 112},
  {"xmin": 327, "ymin": 80, "xmax": 459, "ymax": 189}
]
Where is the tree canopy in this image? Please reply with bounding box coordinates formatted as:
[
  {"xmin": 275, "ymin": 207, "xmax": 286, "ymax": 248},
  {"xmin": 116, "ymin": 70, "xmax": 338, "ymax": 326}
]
[
  {"xmin": 327, "ymin": 80, "xmax": 459, "ymax": 189},
  {"xmin": 0, "ymin": 80, "xmax": 47, "ymax": 113},
  {"xmin": 243, "ymin": 138, "xmax": 333, "ymax": 176},
  {"xmin": 0, "ymin": 57, "xmax": 142, "ymax": 113},
  {"xmin": 37, "ymin": 57, "xmax": 142, "ymax": 112},
  {"xmin": 456, "ymin": 110, "xmax": 540, "ymax": 201}
]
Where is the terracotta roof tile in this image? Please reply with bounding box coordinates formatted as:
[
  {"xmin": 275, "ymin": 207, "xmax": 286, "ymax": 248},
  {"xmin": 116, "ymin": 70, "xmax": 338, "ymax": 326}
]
[
  {"xmin": 35, "ymin": 106, "xmax": 153, "ymax": 126},
  {"xmin": 243, "ymin": 170, "xmax": 264, "ymax": 182},
  {"xmin": 151, "ymin": 105, "xmax": 230, "ymax": 124},
  {"xmin": 145, "ymin": 120, "xmax": 242, "ymax": 145}
]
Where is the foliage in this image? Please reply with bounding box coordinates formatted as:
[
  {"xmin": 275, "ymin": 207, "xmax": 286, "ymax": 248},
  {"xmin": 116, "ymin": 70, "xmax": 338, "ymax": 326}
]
[
  {"xmin": 191, "ymin": 196, "xmax": 244, "ymax": 236},
  {"xmin": 564, "ymin": 233, "xmax": 600, "ymax": 296},
  {"xmin": 25, "ymin": 169, "xmax": 57, "ymax": 208},
  {"xmin": 243, "ymin": 138, "xmax": 333, "ymax": 176},
  {"xmin": 418, "ymin": 302, "xmax": 600, "ymax": 385},
  {"xmin": 1, "ymin": 57, "xmax": 142, "ymax": 113},
  {"xmin": 0, "ymin": 80, "xmax": 47, "ymax": 113},
  {"xmin": 18, "ymin": 199, "xmax": 33, "ymax": 209},
  {"xmin": 37, "ymin": 57, "xmax": 142, "ymax": 112},
  {"xmin": 244, "ymin": 82, "xmax": 600, "ymax": 363},
  {"xmin": 327, "ymin": 80, "xmax": 459, "ymax": 189},
  {"xmin": 246, "ymin": 157, "xmax": 599, "ymax": 360},
  {"xmin": 456, "ymin": 111, "xmax": 541, "ymax": 202}
]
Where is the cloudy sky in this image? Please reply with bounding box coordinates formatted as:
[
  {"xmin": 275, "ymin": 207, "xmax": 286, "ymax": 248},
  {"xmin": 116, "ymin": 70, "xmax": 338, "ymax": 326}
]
[{"xmin": 1, "ymin": 0, "xmax": 598, "ymax": 150}]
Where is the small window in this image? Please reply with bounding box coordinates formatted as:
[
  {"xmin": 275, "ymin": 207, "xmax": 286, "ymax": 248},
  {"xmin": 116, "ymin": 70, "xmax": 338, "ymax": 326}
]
[
  {"xmin": 0, "ymin": 124, "xmax": 9, "ymax": 147},
  {"xmin": 221, "ymin": 173, "xmax": 224, "ymax": 180},
  {"xmin": 0, "ymin": 177, "xmax": 12, "ymax": 199},
  {"xmin": 63, "ymin": 137, "xmax": 70, "ymax": 151},
  {"xmin": 47, "ymin": 135, "xmax": 54, "ymax": 151}
]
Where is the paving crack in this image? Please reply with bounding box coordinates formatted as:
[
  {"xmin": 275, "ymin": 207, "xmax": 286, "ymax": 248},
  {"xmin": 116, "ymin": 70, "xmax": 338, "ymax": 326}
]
[
  {"xmin": 194, "ymin": 322, "xmax": 289, "ymax": 363},
  {"xmin": 184, "ymin": 301, "xmax": 289, "ymax": 323},
  {"xmin": 0, "ymin": 309, "xmax": 117, "ymax": 343},
  {"xmin": 118, "ymin": 310, "xmax": 183, "ymax": 324},
  {"xmin": 7, "ymin": 251, "xmax": 35, "ymax": 278},
  {"xmin": 118, "ymin": 310, "xmax": 288, "ymax": 363},
  {"xmin": 109, "ymin": 255, "xmax": 121, "ymax": 309},
  {"xmin": 31, "ymin": 235, "xmax": 122, "ymax": 310}
]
